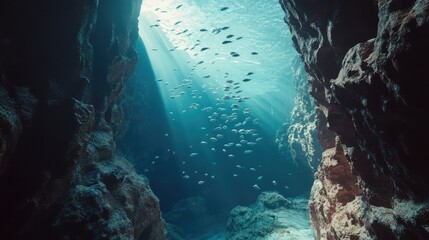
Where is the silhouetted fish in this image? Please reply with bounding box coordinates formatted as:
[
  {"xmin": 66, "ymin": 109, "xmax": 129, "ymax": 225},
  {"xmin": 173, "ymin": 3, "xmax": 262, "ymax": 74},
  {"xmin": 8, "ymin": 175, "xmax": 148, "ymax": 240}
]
[{"xmin": 230, "ymin": 52, "xmax": 240, "ymax": 57}]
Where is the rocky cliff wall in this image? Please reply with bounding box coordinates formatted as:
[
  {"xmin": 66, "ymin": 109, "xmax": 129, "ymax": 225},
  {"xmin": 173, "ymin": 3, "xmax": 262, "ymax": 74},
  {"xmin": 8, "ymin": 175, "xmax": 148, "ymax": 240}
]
[
  {"xmin": 0, "ymin": 0, "xmax": 165, "ymax": 239},
  {"xmin": 281, "ymin": 0, "xmax": 429, "ymax": 239}
]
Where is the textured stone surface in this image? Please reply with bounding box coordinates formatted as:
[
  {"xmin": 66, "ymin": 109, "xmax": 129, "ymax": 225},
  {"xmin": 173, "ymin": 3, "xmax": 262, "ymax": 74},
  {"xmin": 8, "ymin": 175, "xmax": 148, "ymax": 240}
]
[
  {"xmin": 0, "ymin": 0, "xmax": 166, "ymax": 239},
  {"xmin": 281, "ymin": 0, "xmax": 429, "ymax": 239},
  {"xmin": 276, "ymin": 57, "xmax": 322, "ymax": 171},
  {"xmin": 226, "ymin": 192, "xmax": 314, "ymax": 240}
]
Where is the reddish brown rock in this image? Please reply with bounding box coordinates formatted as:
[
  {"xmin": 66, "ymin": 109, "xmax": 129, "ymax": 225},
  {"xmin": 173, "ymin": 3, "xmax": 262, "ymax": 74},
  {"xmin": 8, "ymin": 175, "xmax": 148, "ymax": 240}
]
[{"xmin": 281, "ymin": 0, "xmax": 429, "ymax": 238}]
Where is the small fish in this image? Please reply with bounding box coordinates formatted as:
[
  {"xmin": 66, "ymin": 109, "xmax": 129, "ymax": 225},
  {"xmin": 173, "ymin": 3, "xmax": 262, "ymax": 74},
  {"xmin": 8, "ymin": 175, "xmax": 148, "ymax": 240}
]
[
  {"xmin": 200, "ymin": 141, "xmax": 208, "ymax": 144},
  {"xmin": 233, "ymin": 174, "xmax": 238, "ymax": 177},
  {"xmin": 211, "ymin": 148, "xmax": 216, "ymax": 151},
  {"xmin": 244, "ymin": 150, "xmax": 253, "ymax": 154},
  {"xmin": 285, "ymin": 186, "xmax": 289, "ymax": 189},
  {"xmin": 211, "ymin": 175, "xmax": 215, "ymax": 179},
  {"xmin": 190, "ymin": 153, "xmax": 199, "ymax": 157},
  {"xmin": 236, "ymin": 37, "xmax": 243, "ymax": 40},
  {"xmin": 228, "ymin": 154, "xmax": 235, "ymax": 158},
  {"xmin": 176, "ymin": 4, "xmax": 183, "ymax": 9},
  {"xmin": 253, "ymin": 184, "xmax": 260, "ymax": 190},
  {"xmin": 243, "ymin": 78, "xmax": 251, "ymax": 82},
  {"xmin": 204, "ymin": 173, "xmax": 209, "ymax": 176},
  {"xmin": 251, "ymin": 52, "xmax": 258, "ymax": 55},
  {"xmin": 250, "ymin": 168, "xmax": 256, "ymax": 171},
  {"xmin": 200, "ymin": 29, "xmax": 208, "ymax": 32},
  {"xmin": 222, "ymin": 40, "xmax": 232, "ymax": 44},
  {"xmin": 236, "ymin": 143, "xmax": 242, "ymax": 147},
  {"xmin": 230, "ymin": 52, "xmax": 240, "ymax": 57},
  {"xmin": 220, "ymin": 7, "xmax": 229, "ymax": 11},
  {"xmin": 198, "ymin": 181, "xmax": 205, "ymax": 185},
  {"xmin": 247, "ymin": 142, "xmax": 257, "ymax": 146},
  {"xmin": 257, "ymin": 176, "xmax": 263, "ymax": 180},
  {"xmin": 226, "ymin": 34, "xmax": 234, "ymax": 38},
  {"xmin": 256, "ymin": 137, "xmax": 263, "ymax": 142},
  {"xmin": 201, "ymin": 47, "xmax": 210, "ymax": 51},
  {"xmin": 210, "ymin": 137, "xmax": 217, "ymax": 142},
  {"xmin": 183, "ymin": 175, "xmax": 190, "ymax": 179},
  {"xmin": 236, "ymin": 165, "xmax": 243, "ymax": 169},
  {"xmin": 272, "ymin": 180, "xmax": 277, "ymax": 186},
  {"xmin": 216, "ymin": 134, "xmax": 224, "ymax": 139},
  {"xmin": 247, "ymin": 72, "xmax": 254, "ymax": 76},
  {"xmin": 154, "ymin": 156, "xmax": 159, "ymax": 159},
  {"xmin": 243, "ymin": 108, "xmax": 252, "ymax": 114}
]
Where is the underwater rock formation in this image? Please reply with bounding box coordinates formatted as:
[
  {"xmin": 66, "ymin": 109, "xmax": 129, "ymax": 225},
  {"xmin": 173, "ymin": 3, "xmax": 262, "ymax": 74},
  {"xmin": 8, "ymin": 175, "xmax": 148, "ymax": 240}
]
[
  {"xmin": 276, "ymin": 57, "xmax": 322, "ymax": 171},
  {"xmin": 0, "ymin": 0, "xmax": 165, "ymax": 239},
  {"xmin": 281, "ymin": 0, "xmax": 429, "ymax": 238},
  {"xmin": 226, "ymin": 192, "xmax": 314, "ymax": 240}
]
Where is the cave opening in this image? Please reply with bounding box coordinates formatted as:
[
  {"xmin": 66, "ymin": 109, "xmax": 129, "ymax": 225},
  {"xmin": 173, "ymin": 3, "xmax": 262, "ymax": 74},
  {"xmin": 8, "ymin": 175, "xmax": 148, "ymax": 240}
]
[{"xmin": 118, "ymin": 0, "xmax": 322, "ymax": 238}]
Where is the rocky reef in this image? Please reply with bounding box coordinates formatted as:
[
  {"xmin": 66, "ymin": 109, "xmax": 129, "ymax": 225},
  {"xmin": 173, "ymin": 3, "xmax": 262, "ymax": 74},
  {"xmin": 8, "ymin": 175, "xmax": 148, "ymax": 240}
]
[
  {"xmin": 281, "ymin": 0, "xmax": 429, "ymax": 239},
  {"xmin": 0, "ymin": 0, "xmax": 165, "ymax": 239},
  {"xmin": 226, "ymin": 192, "xmax": 314, "ymax": 240}
]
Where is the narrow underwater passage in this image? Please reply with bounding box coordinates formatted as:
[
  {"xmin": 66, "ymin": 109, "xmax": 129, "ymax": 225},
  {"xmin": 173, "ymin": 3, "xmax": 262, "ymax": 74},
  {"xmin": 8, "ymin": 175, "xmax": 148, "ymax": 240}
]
[{"xmin": 120, "ymin": 0, "xmax": 322, "ymax": 239}]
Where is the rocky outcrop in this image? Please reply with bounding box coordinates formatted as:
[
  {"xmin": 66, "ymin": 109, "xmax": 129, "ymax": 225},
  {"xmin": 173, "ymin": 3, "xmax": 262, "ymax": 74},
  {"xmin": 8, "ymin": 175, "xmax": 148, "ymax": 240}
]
[
  {"xmin": 281, "ymin": 0, "xmax": 429, "ymax": 239},
  {"xmin": 0, "ymin": 0, "xmax": 165, "ymax": 239},
  {"xmin": 226, "ymin": 192, "xmax": 314, "ymax": 240},
  {"xmin": 276, "ymin": 57, "xmax": 322, "ymax": 171}
]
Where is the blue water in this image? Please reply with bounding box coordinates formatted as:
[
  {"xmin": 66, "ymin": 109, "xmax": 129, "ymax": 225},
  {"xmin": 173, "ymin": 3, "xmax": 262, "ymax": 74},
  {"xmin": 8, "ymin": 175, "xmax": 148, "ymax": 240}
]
[{"xmin": 119, "ymin": 0, "xmax": 318, "ymax": 238}]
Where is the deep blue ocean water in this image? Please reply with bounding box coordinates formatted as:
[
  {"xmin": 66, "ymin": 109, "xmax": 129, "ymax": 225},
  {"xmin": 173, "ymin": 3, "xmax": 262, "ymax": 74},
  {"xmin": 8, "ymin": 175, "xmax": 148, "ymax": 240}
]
[{"xmin": 119, "ymin": 0, "xmax": 319, "ymax": 238}]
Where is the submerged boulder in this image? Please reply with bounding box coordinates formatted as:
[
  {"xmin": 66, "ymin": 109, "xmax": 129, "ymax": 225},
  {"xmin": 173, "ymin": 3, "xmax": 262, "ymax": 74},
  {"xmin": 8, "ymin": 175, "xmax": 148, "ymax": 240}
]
[
  {"xmin": 256, "ymin": 191, "xmax": 292, "ymax": 209},
  {"xmin": 226, "ymin": 192, "xmax": 314, "ymax": 240}
]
